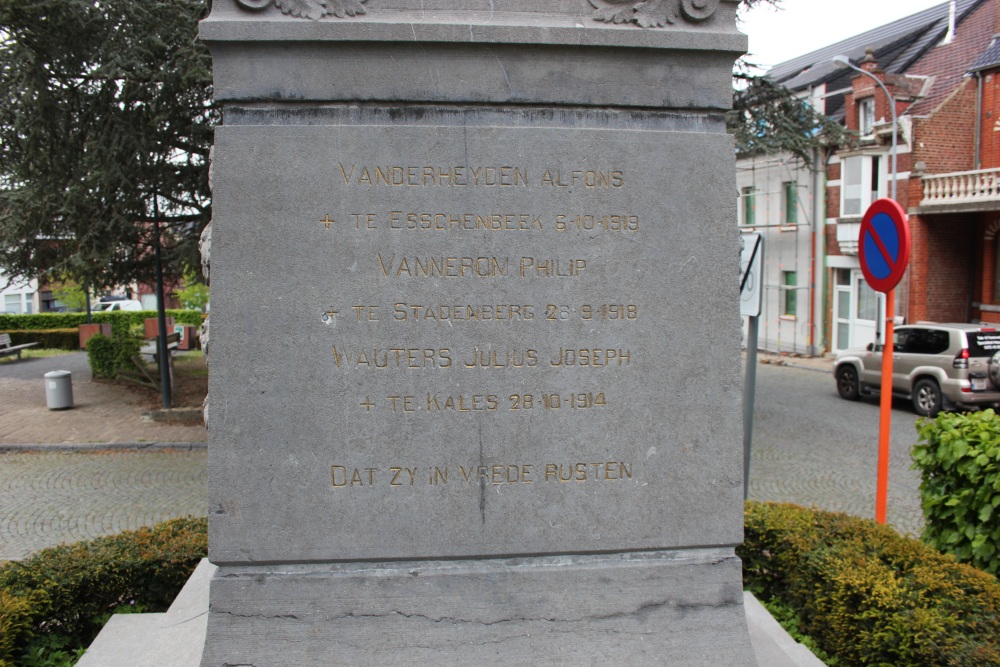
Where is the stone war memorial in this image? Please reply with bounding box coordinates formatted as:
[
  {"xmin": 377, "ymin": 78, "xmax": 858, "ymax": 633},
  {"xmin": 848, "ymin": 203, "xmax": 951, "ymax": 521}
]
[{"xmin": 199, "ymin": 0, "xmax": 754, "ymax": 664}]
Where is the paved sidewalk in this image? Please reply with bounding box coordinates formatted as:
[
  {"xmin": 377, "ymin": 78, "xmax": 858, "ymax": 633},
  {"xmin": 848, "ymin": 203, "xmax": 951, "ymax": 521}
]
[
  {"xmin": 0, "ymin": 352, "xmax": 207, "ymax": 560},
  {"xmin": 756, "ymin": 350, "xmax": 835, "ymax": 374},
  {"xmin": 0, "ymin": 448, "xmax": 206, "ymax": 561},
  {"xmin": 0, "ymin": 352, "xmax": 206, "ymax": 446}
]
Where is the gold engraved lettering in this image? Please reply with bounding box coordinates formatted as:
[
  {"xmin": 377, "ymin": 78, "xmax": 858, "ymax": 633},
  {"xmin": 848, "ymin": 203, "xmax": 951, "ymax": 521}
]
[
  {"xmin": 388, "ymin": 467, "xmax": 418, "ymax": 487},
  {"xmin": 392, "ymin": 303, "xmax": 535, "ymax": 323},
  {"xmin": 555, "ymin": 214, "xmax": 639, "ymax": 232},
  {"xmin": 426, "ymin": 394, "xmax": 500, "ymax": 412},
  {"xmin": 337, "ymin": 163, "xmax": 355, "ymax": 185},
  {"xmin": 550, "ymin": 348, "xmax": 631, "ymax": 367},
  {"xmin": 540, "ymin": 170, "xmax": 625, "ymax": 189},
  {"xmin": 387, "ymin": 395, "xmax": 417, "ymax": 413},
  {"xmin": 334, "ymin": 462, "xmax": 630, "ymax": 488},
  {"xmin": 520, "ymin": 258, "xmax": 586, "ymax": 278},
  {"xmin": 462, "ymin": 347, "xmax": 538, "ymax": 369},
  {"xmin": 352, "ymin": 305, "xmax": 379, "ymax": 321},
  {"xmin": 337, "ymin": 163, "xmax": 527, "ymax": 188},
  {"xmin": 331, "ymin": 346, "xmax": 451, "ymax": 369},
  {"xmin": 386, "ymin": 211, "xmax": 542, "ymax": 231},
  {"xmin": 349, "ymin": 213, "xmax": 378, "ymax": 229},
  {"xmin": 377, "ymin": 254, "xmax": 508, "ymax": 279},
  {"xmin": 333, "ymin": 467, "xmax": 380, "ymax": 488}
]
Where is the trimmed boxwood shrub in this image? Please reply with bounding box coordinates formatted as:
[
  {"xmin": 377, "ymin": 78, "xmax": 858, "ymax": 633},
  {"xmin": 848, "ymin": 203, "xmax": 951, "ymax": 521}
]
[
  {"xmin": 1, "ymin": 329, "xmax": 79, "ymax": 351},
  {"xmin": 0, "ymin": 311, "xmax": 204, "ymax": 340},
  {"xmin": 0, "ymin": 517, "xmax": 206, "ymax": 667},
  {"xmin": 740, "ymin": 501, "xmax": 1000, "ymax": 667},
  {"xmin": 912, "ymin": 409, "xmax": 1000, "ymax": 576},
  {"xmin": 85, "ymin": 334, "xmax": 141, "ymax": 379}
]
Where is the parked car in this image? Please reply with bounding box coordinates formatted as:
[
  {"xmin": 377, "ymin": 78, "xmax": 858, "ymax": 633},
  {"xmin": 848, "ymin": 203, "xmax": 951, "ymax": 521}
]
[
  {"xmin": 834, "ymin": 323, "xmax": 1000, "ymax": 417},
  {"xmin": 94, "ymin": 299, "xmax": 143, "ymax": 312}
]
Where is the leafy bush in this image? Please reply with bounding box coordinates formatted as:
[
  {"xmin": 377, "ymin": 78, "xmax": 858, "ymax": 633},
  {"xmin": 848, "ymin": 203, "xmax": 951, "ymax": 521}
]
[
  {"xmin": 740, "ymin": 501, "xmax": 1000, "ymax": 667},
  {"xmin": 0, "ymin": 311, "xmax": 204, "ymax": 339},
  {"xmin": 912, "ymin": 409, "xmax": 1000, "ymax": 576},
  {"xmin": 85, "ymin": 334, "xmax": 141, "ymax": 379},
  {"xmin": 0, "ymin": 517, "xmax": 206, "ymax": 666},
  {"xmin": 1, "ymin": 329, "xmax": 78, "ymax": 351}
]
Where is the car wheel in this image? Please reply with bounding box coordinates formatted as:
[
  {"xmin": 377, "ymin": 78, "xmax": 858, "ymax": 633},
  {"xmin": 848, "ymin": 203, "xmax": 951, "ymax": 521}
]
[
  {"xmin": 989, "ymin": 351, "xmax": 1000, "ymax": 390},
  {"xmin": 913, "ymin": 378, "xmax": 942, "ymax": 417},
  {"xmin": 836, "ymin": 365, "xmax": 861, "ymax": 400}
]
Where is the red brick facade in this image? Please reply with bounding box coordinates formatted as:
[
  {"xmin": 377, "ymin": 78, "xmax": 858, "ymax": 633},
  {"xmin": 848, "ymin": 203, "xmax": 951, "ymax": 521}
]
[{"xmin": 825, "ymin": 0, "xmax": 999, "ymax": 344}]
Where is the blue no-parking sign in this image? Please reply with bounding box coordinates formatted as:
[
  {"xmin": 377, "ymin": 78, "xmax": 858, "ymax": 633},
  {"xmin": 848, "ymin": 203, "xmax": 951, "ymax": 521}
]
[{"xmin": 859, "ymin": 198, "xmax": 910, "ymax": 293}]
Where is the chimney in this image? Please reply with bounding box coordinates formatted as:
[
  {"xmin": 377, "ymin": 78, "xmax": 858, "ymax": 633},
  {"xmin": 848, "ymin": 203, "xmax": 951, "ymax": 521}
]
[{"xmin": 944, "ymin": 0, "xmax": 957, "ymax": 44}]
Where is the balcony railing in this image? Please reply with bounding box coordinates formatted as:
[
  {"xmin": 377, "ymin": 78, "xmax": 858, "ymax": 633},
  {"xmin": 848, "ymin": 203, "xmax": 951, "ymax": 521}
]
[{"xmin": 921, "ymin": 168, "xmax": 1000, "ymax": 207}]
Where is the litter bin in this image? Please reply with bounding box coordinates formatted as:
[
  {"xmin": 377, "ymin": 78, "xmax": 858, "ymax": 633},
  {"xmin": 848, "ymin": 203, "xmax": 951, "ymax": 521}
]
[{"xmin": 44, "ymin": 370, "xmax": 74, "ymax": 410}]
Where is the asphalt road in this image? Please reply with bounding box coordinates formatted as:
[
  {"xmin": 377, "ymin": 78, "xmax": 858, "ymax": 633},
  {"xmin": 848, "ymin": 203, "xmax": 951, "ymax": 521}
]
[{"xmin": 747, "ymin": 361, "xmax": 925, "ymax": 536}]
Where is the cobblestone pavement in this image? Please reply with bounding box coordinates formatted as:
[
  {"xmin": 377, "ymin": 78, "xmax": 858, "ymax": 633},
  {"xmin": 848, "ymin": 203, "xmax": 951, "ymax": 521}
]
[
  {"xmin": 747, "ymin": 357, "xmax": 925, "ymax": 537},
  {"xmin": 0, "ymin": 448, "xmax": 207, "ymax": 561},
  {"xmin": 0, "ymin": 352, "xmax": 206, "ymax": 445}
]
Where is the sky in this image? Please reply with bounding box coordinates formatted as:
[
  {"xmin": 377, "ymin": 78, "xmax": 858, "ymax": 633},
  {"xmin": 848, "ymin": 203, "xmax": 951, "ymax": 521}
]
[{"xmin": 739, "ymin": 0, "xmax": 951, "ymax": 72}]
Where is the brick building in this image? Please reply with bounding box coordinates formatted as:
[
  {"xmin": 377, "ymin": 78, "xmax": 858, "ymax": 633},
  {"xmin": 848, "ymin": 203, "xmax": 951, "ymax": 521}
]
[{"xmin": 751, "ymin": 0, "xmax": 1000, "ymax": 352}]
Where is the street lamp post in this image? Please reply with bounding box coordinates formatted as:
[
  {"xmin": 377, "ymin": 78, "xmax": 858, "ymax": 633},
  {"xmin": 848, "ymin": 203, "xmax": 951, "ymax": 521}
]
[
  {"xmin": 832, "ymin": 54, "xmax": 898, "ymax": 200},
  {"xmin": 833, "ymin": 54, "xmax": 901, "ymax": 525}
]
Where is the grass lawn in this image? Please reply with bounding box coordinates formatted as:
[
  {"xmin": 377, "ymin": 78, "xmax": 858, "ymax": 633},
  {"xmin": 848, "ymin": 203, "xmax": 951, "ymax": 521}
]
[{"xmin": 0, "ymin": 348, "xmax": 76, "ymax": 364}]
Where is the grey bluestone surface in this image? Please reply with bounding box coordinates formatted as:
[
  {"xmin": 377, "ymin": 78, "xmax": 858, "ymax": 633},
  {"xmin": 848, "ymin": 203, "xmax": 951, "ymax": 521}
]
[
  {"xmin": 199, "ymin": 1, "xmax": 752, "ymax": 664},
  {"xmin": 76, "ymin": 559, "xmax": 216, "ymax": 667},
  {"xmin": 79, "ymin": 560, "xmax": 822, "ymax": 667},
  {"xmin": 204, "ymin": 550, "xmax": 753, "ymax": 666}
]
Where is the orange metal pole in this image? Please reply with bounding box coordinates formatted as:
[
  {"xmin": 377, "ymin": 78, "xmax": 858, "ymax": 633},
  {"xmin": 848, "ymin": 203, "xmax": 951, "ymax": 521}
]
[{"xmin": 875, "ymin": 288, "xmax": 895, "ymax": 524}]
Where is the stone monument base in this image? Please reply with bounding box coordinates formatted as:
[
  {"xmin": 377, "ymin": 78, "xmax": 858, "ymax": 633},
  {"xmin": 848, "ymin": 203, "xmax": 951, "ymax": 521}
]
[
  {"xmin": 201, "ymin": 549, "xmax": 755, "ymax": 666},
  {"xmin": 75, "ymin": 557, "xmax": 828, "ymax": 667}
]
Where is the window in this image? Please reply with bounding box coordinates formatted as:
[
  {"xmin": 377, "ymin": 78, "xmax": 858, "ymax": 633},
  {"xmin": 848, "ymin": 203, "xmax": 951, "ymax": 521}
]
[
  {"xmin": 856, "ymin": 279, "xmax": 879, "ymax": 322},
  {"xmin": 900, "ymin": 328, "xmax": 950, "ymax": 355},
  {"xmin": 858, "ymin": 97, "xmax": 875, "ymax": 136},
  {"xmin": 783, "ymin": 181, "xmax": 797, "ymax": 224},
  {"xmin": 3, "ymin": 294, "xmax": 20, "ymax": 314},
  {"xmin": 841, "ymin": 155, "xmax": 883, "ymax": 217},
  {"xmin": 741, "ymin": 186, "xmax": 756, "ymax": 226},
  {"xmin": 781, "ymin": 271, "xmax": 797, "ymax": 317}
]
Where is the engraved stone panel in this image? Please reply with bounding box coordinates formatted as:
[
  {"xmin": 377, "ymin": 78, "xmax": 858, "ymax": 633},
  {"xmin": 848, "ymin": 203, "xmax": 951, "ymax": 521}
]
[
  {"xmin": 208, "ymin": 118, "xmax": 742, "ymax": 563},
  {"xmin": 200, "ymin": 2, "xmax": 755, "ymax": 663}
]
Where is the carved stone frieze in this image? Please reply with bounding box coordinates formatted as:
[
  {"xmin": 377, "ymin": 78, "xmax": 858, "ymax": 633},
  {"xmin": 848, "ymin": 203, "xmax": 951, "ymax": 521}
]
[
  {"xmin": 233, "ymin": 0, "xmax": 722, "ymax": 26},
  {"xmin": 589, "ymin": 0, "xmax": 721, "ymax": 27},
  {"xmin": 235, "ymin": 0, "xmax": 368, "ymax": 20}
]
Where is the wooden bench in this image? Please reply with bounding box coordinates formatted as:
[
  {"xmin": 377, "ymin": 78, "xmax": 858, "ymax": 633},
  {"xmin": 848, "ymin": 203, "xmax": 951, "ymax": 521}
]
[
  {"xmin": 139, "ymin": 332, "xmax": 181, "ymax": 362},
  {"xmin": 0, "ymin": 333, "xmax": 39, "ymax": 360}
]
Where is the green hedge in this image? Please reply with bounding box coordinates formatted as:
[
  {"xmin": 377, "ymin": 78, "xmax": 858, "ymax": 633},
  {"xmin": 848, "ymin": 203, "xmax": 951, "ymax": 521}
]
[
  {"xmin": 0, "ymin": 517, "xmax": 206, "ymax": 667},
  {"xmin": 0, "ymin": 311, "xmax": 204, "ymax": 340},
  {"xmin": 740, "ymin": 501, "xmax": 1000, "ymax": 667},
  {"xmin": 1, "ymin": 329, "xmax": 79, "ymax": 351},
  {"xmin": 912, "ymin": 410, "xmax": 1000, "ymax": 576},
  {"xmin": 85, "ymin": 334, "xmax": 141, "ymax": 379}
]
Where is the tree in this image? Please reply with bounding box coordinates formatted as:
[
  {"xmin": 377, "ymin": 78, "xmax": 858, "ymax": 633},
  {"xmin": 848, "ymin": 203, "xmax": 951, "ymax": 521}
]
[
  {"xmin": 176, "ymin": 269, "xmax": 209, "ymax": 312},
  {"xmin": 729, "ymin": 0, "xmax": 852, "ymax": 164},
  {"xmin": 51, "ymin": 279, "xmax": 87, "ymax": 312},
  {"xmin": 728, "ymin": 73, "xmax": 852, "ymax": 164},
  {"xmin": 0, "ymin": 0, "xmax": 215, "ymax": 291}
]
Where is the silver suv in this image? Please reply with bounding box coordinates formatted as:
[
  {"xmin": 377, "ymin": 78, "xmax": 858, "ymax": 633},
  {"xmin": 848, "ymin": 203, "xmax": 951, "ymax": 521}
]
[{"xmin": 834, "ymin": 323, "xmax": 1000, "ymax": 417}]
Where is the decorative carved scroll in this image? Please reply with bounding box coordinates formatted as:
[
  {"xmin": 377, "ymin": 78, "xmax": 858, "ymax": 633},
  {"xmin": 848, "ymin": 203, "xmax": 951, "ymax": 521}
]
[
  {"xmin": 589, "ymin": 0, "xmax": 721, "ymax": 28},
  {"xmin": 235, "ymin": 0, "xmax": 368, "ymax": 20}
]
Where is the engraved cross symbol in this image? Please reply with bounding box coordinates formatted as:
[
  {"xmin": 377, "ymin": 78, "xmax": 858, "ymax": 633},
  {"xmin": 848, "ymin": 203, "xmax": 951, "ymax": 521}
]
[
  {"xmin": 320, "ymin": 214, "xmax": 335, "ymax": 229},
  {"xmin": 360, "ymin": 397, "xmax": 376, "ymax": 412},
  {"xmin": 321, "ymin": 308, "xmax": 339, "ymax": 323}
]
